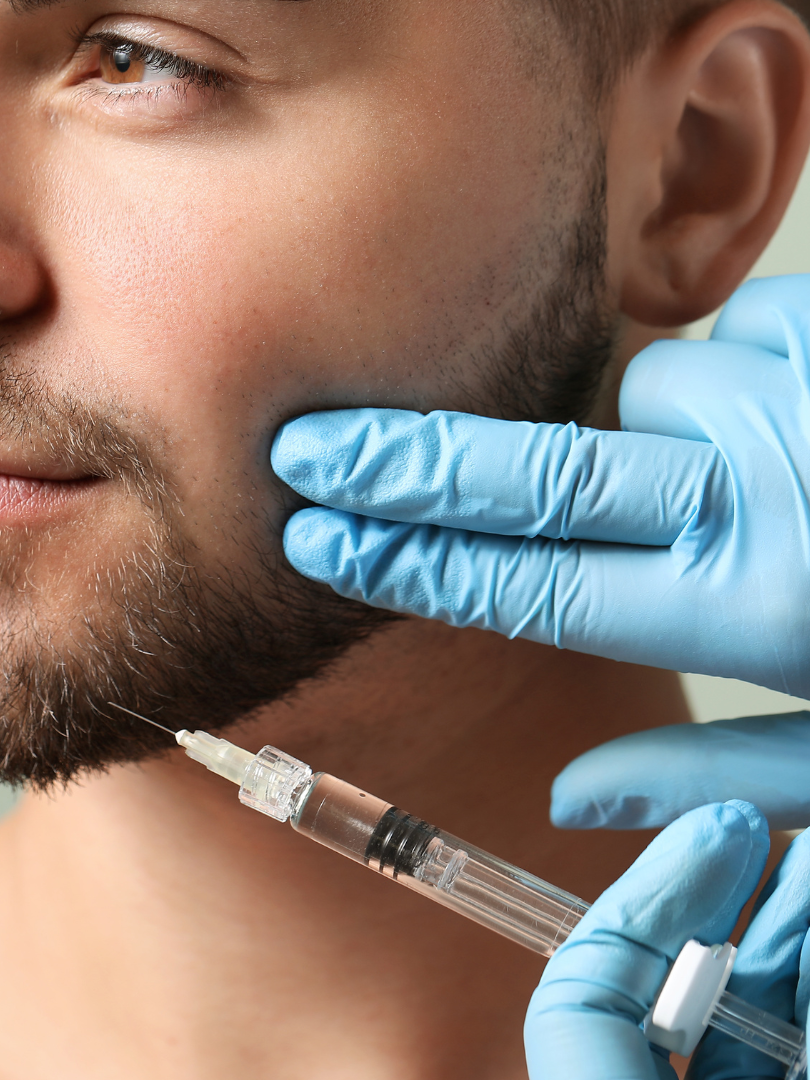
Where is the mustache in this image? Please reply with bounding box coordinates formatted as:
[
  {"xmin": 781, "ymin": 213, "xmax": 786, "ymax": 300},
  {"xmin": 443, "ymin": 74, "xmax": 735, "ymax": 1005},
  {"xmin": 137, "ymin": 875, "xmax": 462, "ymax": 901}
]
[{"xmin": 0, "ymin": 356, "xmax": 169, "ymax": 505}]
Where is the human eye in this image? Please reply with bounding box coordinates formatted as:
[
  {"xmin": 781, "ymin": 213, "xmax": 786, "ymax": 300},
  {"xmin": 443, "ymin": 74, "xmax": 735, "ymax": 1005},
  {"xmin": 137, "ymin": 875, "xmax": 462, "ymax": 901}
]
[{"xmin": 72, "ymin": 29, "xmax": 228, "ymax": 112}]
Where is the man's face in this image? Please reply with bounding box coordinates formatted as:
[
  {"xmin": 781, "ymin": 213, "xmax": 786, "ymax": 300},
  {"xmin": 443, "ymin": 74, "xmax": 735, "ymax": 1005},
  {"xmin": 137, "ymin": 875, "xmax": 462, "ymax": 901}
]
[{"xmin": 0, "ymin": 0, "xmax": 615, "ymax": 785}]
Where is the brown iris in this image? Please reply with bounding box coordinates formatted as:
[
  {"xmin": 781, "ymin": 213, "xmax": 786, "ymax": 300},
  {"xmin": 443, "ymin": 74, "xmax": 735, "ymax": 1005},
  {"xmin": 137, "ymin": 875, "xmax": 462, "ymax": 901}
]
[{"xmin": 98, "ymin": 46, "xmax": 147, "ymax": 85}]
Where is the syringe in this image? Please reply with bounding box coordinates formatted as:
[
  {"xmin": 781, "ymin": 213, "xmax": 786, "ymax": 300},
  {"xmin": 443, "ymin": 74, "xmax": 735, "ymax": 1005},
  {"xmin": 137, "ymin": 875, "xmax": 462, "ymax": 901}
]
[{"xmin": 114, "ymin": 705, "xmax": 807, "ymax": 1078}]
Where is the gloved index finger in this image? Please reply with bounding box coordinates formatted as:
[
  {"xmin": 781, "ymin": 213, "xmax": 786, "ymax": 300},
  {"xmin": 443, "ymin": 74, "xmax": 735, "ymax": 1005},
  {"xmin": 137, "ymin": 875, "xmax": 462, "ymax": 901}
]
[
  {"xmin": 272, "ymin": 408, "xmax": 729, "ymax": 547},
  {"xmin": 550, "ymin": 713, "xmax": 810, "ymax": 832}
]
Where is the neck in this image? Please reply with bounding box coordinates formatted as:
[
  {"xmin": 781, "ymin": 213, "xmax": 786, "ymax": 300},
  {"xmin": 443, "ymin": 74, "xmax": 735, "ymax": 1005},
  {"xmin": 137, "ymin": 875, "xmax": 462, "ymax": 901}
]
[{"xmin": 0, "ymin": 620, "xmax": 691, "ymax": 1080}]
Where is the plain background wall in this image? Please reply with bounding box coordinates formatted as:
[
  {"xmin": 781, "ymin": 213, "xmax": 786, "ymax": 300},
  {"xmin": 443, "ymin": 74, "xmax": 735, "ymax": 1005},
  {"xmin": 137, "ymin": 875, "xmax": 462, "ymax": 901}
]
[{"xmin": 1, "ymin": 161, "xmax": 808, "ymax": 815}]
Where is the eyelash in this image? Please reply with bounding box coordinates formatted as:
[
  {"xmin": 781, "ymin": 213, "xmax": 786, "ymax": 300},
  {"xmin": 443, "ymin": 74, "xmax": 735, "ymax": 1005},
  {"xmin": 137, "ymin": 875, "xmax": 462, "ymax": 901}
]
[{"xmin": 74, "ymin": 30, "xmax": 228, "ymax": 97}]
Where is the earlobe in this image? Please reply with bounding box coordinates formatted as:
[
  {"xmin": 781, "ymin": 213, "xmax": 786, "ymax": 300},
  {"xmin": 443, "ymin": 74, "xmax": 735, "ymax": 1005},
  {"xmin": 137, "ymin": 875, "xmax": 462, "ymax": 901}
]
[{"xmin": 609, "ymin": 0, "xmax": 810, "ymax": 327}]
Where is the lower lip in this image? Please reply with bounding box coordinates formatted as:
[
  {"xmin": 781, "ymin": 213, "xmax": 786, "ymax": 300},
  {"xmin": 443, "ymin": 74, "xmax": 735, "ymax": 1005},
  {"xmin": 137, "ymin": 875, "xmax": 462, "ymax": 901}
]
[{"xmin": 0, "ymin": 475, "xmax": 102, "ymax": 525}]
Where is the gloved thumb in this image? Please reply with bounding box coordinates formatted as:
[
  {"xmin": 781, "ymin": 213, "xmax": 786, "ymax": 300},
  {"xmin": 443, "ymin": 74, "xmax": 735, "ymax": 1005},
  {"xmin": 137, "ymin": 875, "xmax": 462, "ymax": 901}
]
[{"xmin": 525, "ymin": 800, "xmax": 769, "ymax": 1080}]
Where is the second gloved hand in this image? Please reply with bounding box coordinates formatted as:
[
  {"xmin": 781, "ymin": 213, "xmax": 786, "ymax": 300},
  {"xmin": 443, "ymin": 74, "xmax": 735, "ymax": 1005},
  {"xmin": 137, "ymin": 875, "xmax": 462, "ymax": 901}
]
[
  {"xmin": 526, "ymin": 799, "xmax": 810, "ymax": 1080},
  {"xmin": 272, "ymin": 275, "xmax": 810, "ymax": 697}
]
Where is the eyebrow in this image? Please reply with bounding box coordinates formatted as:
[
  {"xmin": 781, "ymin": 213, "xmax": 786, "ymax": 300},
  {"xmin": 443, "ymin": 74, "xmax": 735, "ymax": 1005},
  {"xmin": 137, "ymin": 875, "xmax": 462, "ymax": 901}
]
[
  {"xmin": 8, "ymin": 0, "xmax": 62, "ymax": 10},
  {"xmin": 8, "ymin": 0, "xmax": 311, "ymax": 10}
]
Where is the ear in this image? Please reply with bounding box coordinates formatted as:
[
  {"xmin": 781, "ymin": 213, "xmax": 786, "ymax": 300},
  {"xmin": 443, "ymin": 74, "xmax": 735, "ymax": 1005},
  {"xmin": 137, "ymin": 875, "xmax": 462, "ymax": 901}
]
[{"xmin": 607, "ymin": 0, "xmax": 810, "ymax": 327}]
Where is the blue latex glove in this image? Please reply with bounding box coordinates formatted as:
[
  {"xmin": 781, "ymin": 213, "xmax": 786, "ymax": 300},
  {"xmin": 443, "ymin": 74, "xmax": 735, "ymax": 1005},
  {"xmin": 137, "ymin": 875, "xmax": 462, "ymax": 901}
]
[
  {"xmin": 524, "ymin": 799, "xmax": 810, "ymax": 1080},
  {"xmin": 691, "ymin": 821, "xmax": 810, "ymax": 1080},
  {"xmin": 550, "ymin": 712, "xmax": 810, "ymax": 831},
  {"xmin": 272, "ymin": 275, "xmax": 810, "ymax": 697}
]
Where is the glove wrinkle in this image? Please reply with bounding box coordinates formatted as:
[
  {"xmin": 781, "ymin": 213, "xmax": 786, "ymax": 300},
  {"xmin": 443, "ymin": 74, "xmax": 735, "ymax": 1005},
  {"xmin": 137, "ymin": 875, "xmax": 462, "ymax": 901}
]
[{"xmin": 274, "ymin": 276, "xmax": 810, "ymax": 698}]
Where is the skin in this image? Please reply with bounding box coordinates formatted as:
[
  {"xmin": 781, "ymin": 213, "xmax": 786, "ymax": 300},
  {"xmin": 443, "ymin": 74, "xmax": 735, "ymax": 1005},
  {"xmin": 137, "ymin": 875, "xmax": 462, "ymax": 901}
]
[{"xmin": 0, "ymin": 0, "xmax": 808, "ymax": 1077}]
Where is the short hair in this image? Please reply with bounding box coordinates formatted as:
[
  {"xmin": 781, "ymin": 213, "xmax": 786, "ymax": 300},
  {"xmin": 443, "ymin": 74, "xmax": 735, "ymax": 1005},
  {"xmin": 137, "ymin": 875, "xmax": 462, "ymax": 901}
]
[{"xmin": 545, "ymin": 0, "xmax": 810, "ymax": 96}]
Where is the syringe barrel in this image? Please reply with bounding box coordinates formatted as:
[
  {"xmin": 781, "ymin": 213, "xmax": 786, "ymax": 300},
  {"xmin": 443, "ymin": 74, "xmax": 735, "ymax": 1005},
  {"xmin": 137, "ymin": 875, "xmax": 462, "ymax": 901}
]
[
  {"xmin": 291, "ymin": 772, "xmax": 393, "ymax": 863},
  {"xmin": 243, "ymin": 755, "xmax": 807, "ymax": 1073},
  {"xmin": 711, "ymin": 990, "xmax": 807, "ymax": 1072},
  {"xmin": 291, "ymin": 773, "xmax": 588, "ymax": 956}
]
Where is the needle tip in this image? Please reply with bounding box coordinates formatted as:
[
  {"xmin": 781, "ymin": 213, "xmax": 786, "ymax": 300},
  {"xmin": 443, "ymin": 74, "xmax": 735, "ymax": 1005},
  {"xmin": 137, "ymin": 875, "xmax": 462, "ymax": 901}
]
[{"xmin": 106, "ymin": 702, "xmax": 178, "ymax": 737}]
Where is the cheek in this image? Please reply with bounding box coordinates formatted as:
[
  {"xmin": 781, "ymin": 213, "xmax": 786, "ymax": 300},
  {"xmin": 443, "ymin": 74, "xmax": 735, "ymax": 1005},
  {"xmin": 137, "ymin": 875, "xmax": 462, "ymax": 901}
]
[
  {"xmin": 46, "ymin": 86, "xmax": 552, "ymax": 386},
  {"xmin": 40, "ymin": 158, "xmax": 293, "ymax": 538},
  {"xmin": 36, "ymin": 72, "xmax": 561, "ymax": 553}
]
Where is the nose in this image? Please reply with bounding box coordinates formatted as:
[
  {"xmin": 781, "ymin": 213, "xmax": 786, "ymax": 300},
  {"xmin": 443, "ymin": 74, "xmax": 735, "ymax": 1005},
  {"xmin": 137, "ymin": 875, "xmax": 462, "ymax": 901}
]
[{"xmin": 0, "ymin": 236, "xmax": 47, "ymax": 321}]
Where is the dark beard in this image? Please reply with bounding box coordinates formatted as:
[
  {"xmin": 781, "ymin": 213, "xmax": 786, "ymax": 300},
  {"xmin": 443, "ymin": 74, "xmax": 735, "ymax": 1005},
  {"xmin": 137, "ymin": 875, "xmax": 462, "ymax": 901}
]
[
  {"xmin": 0, "ymin": 538, "xmax": 397, "ymax": 791},
  {"xmin": 0, "ymin": 152, "xmax": 614, "ymax": 790},
  {"xmin": 0, "ymin": 370, "xmax": 398, "ymax": 789},
  {"xmin": 471, "ymin": 156, "xmax": 615, "ymax": 426}
]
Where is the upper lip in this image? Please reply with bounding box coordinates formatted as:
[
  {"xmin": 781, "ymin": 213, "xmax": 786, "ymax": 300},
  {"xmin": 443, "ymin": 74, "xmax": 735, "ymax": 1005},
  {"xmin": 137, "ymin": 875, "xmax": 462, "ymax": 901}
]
[{"xmin": 0, "ymin": 456, "xmax": 98, "ymax": 483}]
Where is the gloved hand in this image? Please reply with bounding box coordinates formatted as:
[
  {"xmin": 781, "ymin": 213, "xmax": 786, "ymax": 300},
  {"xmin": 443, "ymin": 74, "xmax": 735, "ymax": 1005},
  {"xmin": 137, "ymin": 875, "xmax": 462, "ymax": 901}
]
[
  {"xmin": 272, "ymin": 274, "xmax": 810, "ymax": 697},
  {"xmin": 550, "ymin": 711, "xmax": 810, "ymax": 831},
  {"xmin": 526, "ymin": 798, "xmax": 810, "ymax": 1080}
]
